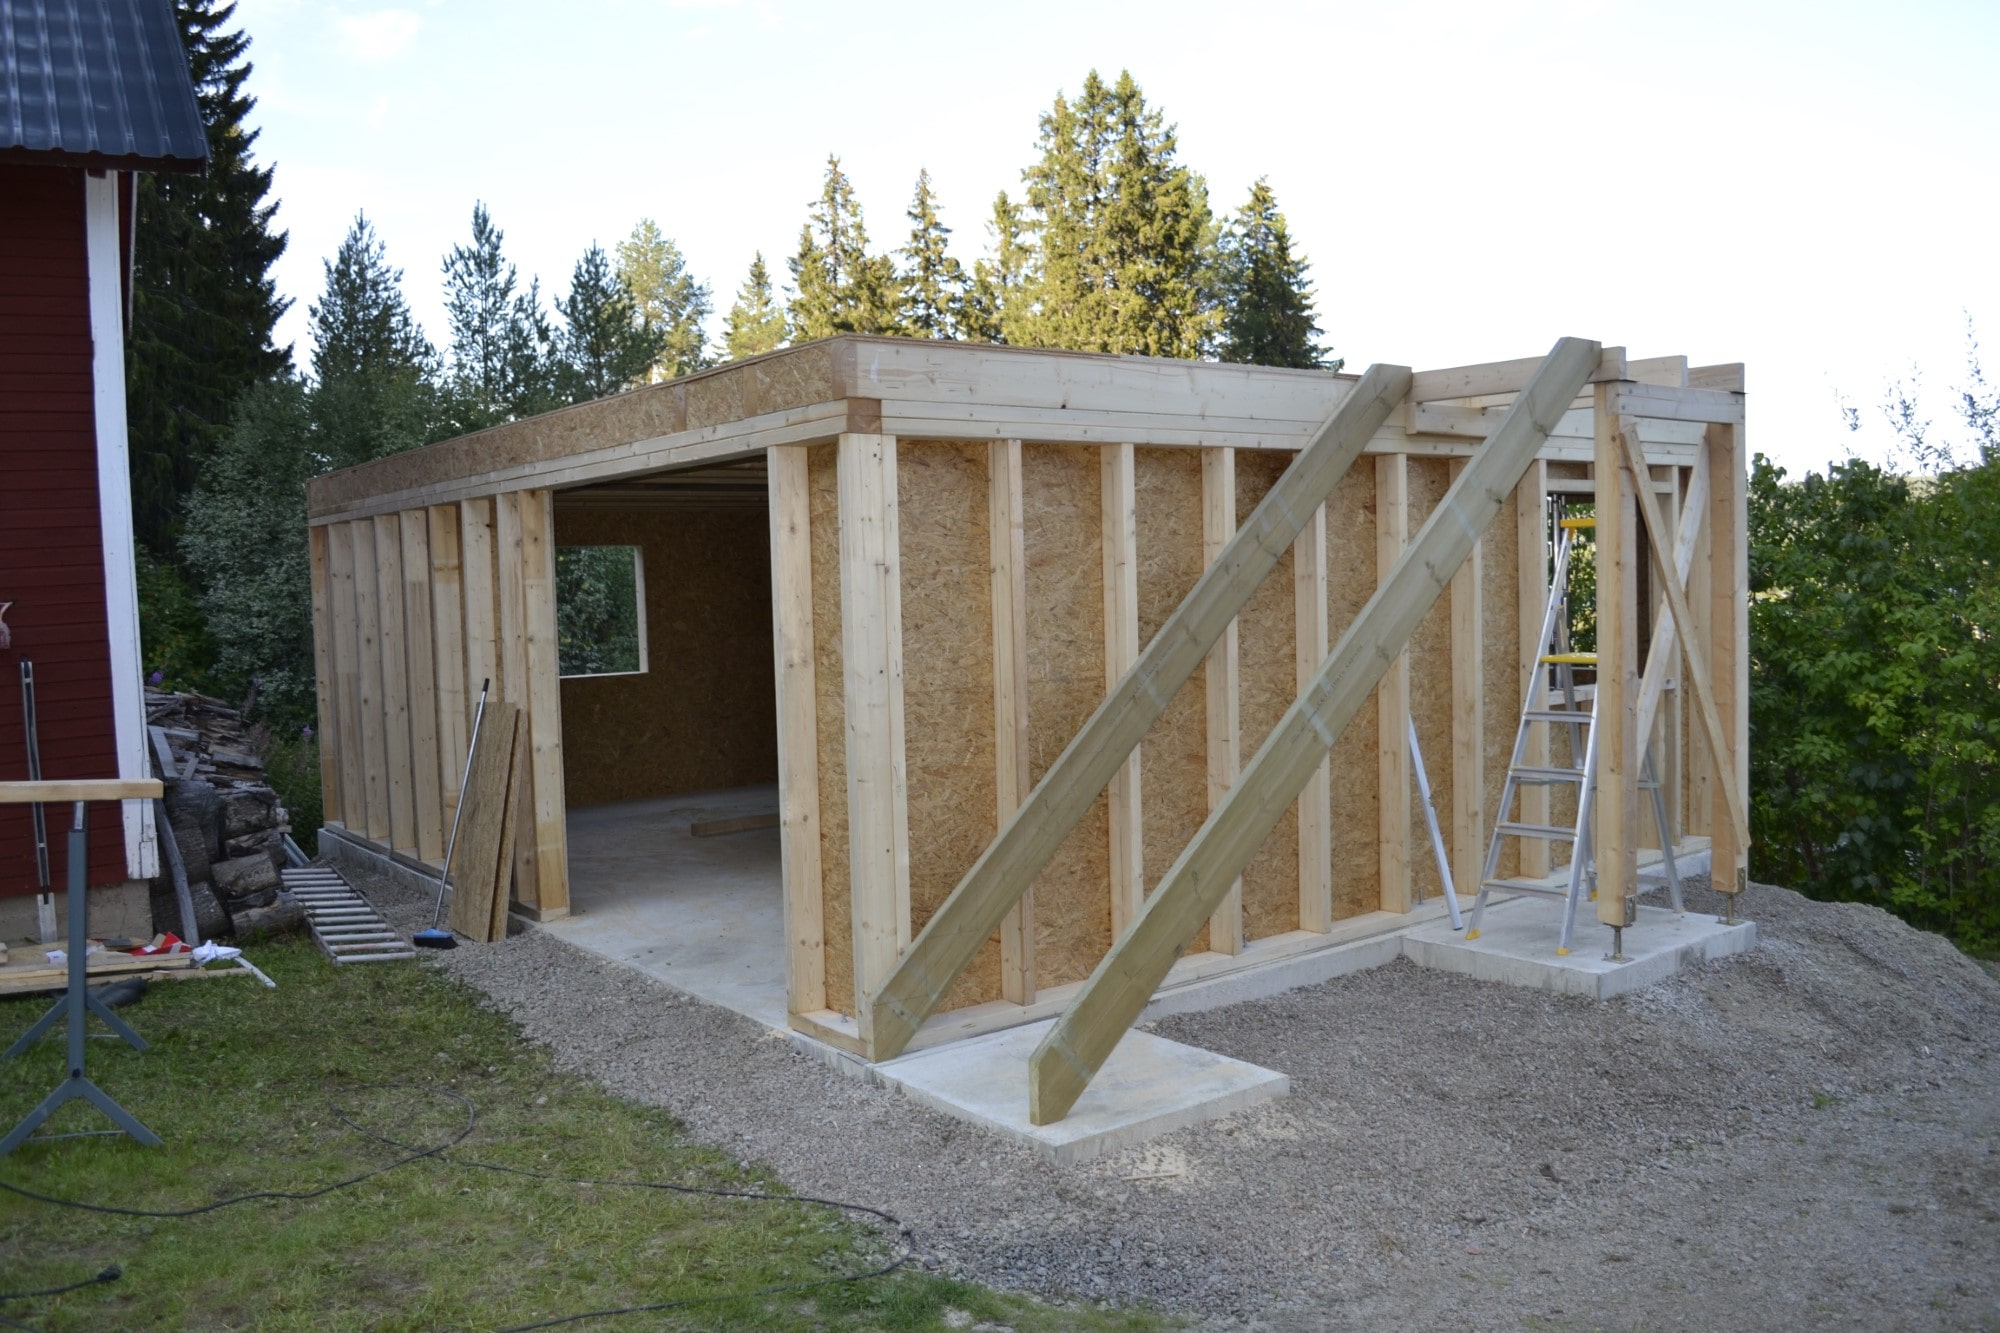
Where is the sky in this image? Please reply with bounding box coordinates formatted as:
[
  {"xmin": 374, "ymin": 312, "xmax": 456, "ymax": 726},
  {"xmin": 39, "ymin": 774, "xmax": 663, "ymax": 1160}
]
[{"xmin": 237, "ymin": 0, "xmax": 2000, "ymax": 478}]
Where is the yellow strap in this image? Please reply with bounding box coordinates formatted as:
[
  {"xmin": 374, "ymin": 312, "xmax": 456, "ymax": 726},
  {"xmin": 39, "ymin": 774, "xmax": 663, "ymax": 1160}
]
[
  {"xmin": 1558, "ymin": 515, "xmax": 1597, "ymax": 530},
  {"xmin": 1541, "ymin": 652, "xmax": 1597, "ymax": 665}
]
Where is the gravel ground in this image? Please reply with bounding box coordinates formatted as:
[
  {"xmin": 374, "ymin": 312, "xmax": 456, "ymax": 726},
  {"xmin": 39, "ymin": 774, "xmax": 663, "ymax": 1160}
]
[{"xmin": 351, "ymin": 869, "xmax": 2000, "ymax": 1330}]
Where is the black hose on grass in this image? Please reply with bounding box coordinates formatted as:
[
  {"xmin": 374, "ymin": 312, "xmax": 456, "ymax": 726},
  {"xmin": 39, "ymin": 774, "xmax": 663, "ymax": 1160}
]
[{"xmin": 0, "ymin": 1085, "xmax": 912, "ymax": 1332}]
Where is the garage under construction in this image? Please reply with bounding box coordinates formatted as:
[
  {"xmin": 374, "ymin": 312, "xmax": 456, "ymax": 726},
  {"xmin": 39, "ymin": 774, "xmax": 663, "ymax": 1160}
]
[{"xmin": 304, "ymin": 334, "xmax": 1749, "ymax": 1126}]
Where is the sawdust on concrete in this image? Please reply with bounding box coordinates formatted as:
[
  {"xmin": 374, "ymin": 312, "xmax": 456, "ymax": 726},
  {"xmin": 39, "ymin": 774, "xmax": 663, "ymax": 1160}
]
[{"xmin": 353, "ymin": 870, "xmax": 2000, "ymax": 1330}]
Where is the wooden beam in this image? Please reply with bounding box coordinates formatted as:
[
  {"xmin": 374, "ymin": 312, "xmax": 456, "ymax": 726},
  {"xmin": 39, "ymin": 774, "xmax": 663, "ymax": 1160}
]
[
  {"xmin": 1515, "ymin": 460, "xmax": 1551, "ymax": 878},
  {"xmin": 866, "ymin": 363, "xmax": 1413, "ymax": 1061},
  {"xmin": 1448, "ymin": 458, "xmax": 1484, "ymax": 904},
  {"xmin": 326, "ymin": 522, "xmax": 366, "ymax": 829},
  {"xmin": 0, "ymin": 779, "xmax": 161, "ymax": 805},
  {"xmin": 1689, "ymin": 363, "xmax": 1746, "ymax": 393},
  {"xmin": 1026, "ymin": 337, "xmax": 1600, "ymax": 1126},
  {"xmin": 459, "ymin": 499, "xmax": 498, "ymax": 711},
  {"xmin": 1295, "ymin": 499, "xmax": 1332, "ymax": 932},
  {"xmin": 351, "ymin": 519, "xmax": 390, "ymax": 842},
  {"xmin": 989, "ymin": 439, "xmax": 1035, "ymax": 1004},
  {"xmin": 494, "ymin": 492, "xmax": 539, "ymax": 909},
  {"xmin": 1593, "ymin": 388, "xmax": 1641, "ymax": 927},
  {"xmin": 838, "ymin": 433, "xmax": 911, "ymax": 1044},
  {"xmin": 1608, "ymin": 382, "xmax": 1745, "ymax": 425},
  {"xmin": 769, "ymin": 444, "xmax": 826, "ymax": 1016},
  {"xmin": 1410, "ymin": 345, "xmax": 1623, "ymax": 402},
  {"xmin": 428, "ymin": 505, "xmax": 469, "ymax": 840},
  {"xmin": 400, "ymin": 509, "xmax": 444, "ymax": 862},
  {"xmin": 1202, "ymin": 446, "xmax": 1243, "ymax": 956},
  {"xmin": 1375, "ymin": 454, "xmax": 1411, "ymax": 913},
  {"xmin": 1102, "ymin": 442, "xmax": 1144, "ymax": 937},
  {"xmin": 1635, "ymin": 453, "xmax": 1712, "ymax": 751},
  {"xmin": 1706, "ymin": 419, "xmax": 1750, "ymax": 894},
  {"xmin": 519, "ymin": 489, "xmax": 569, "ymax": 916},
  {"xmin": 308, "ymin": 524, "xmax": 339, "ymax": 826}
]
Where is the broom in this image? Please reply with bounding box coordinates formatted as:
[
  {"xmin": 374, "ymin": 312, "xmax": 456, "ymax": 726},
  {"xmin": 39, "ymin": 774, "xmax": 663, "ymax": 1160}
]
[{"xmin": 414, "ymin": 680, "xmax": 489, "ymax": 949}]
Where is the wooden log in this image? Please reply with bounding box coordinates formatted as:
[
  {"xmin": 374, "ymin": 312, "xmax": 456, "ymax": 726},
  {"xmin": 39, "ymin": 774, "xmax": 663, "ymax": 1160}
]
[
  {"xmin": 1102, "ymin": 442, "xmax": 1144, "ymax": 937},
  {"xmin": 769, "ymin": 444, "xmax": 826, "ymax": 1015},
  {"xmin": 989, "ymin": 439, "xmax": 1035, "ymax": 1004},
  {"xmin": 866, "ymin": 364, "xmax": 1412, "ymax": 1060},
  {"xmin": 1026, "ymin": 337, "xmax": 1600, "ymax": 1125},
  {"xmin": 1375, "ymin": 454, "xmax": 1411, "ymax": 913}
]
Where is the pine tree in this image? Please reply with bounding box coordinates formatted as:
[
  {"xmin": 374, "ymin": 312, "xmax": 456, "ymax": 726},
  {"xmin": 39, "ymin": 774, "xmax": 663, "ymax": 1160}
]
[
  {"xmin": 964, "ymin": 192, "xmax": 1028, "ymax": 344},
  {"xmin": 307, "ymin": 214, "xmax": 438, "ymax": 470},
  {"xmin": 440, "ymin": 203, "xmax": 556, "ymax": 429},
  {"xmin": 126, "ymin": 0, "xmax": 291, "ymax": 557},
  {"xmin": 788, "ymin": 155, "xmax": 898, "ymax": 340},
  {"xmin": 1217, "ymin": 180, "xmax": 1336, "ymax": 371},
  {"xmin": 1014, "ymin": 70, "xmax": 1218, "ymax": 358},
  {"xmin": 614, "ymin": 219, "xmax": 712, "ymax": 380},
  {"xmin": 555, "ymin": 243, "xmax": 665, "ymax": 403},
  {"xmin": 897, "ymin": 169, "xmax": 968, "ymax": 340},
  {"xmin": 723, "ymin": 252, "xmax": 788, "ymax": 360}
]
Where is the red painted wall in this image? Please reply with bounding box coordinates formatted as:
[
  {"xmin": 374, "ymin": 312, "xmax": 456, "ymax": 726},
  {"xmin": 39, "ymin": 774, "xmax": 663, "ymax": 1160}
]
[{"xmin": 0, "ymin": 165, "xmax": 129, "ymax": 893}]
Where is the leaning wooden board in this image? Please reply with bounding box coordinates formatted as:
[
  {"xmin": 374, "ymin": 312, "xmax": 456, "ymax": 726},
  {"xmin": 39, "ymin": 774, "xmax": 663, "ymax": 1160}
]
[{"xmin": 447, "ymin": 704, "xmax": 523, "ymax": 944}]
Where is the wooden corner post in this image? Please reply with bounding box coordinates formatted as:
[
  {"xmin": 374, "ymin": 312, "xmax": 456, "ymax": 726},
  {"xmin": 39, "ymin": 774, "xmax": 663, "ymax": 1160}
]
[
  {"xmin": 1593, "ymin": 385, "xmax": 1641, "ymax": 931},
  {"xmin": 769, "ymin": 444, "xmax": 826, "ymax": 1016},
  {"xmin": 990, "ymin": 440, "xmax": 1035, "ymax": 1004},
  {"xmin": 1706, "ymin": 419, "xmax": 1750, "ymax": 897}
]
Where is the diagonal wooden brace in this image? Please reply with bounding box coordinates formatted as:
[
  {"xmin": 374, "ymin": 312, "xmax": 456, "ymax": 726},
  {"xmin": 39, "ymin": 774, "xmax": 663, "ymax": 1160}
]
[
  {"xmin": 1026, "ymin": 337, "xmax": 1603, "ymax": 1125},
  {"xmin": 865, "ymin": 363, "xmax": 1416, "ymax": 1060}
]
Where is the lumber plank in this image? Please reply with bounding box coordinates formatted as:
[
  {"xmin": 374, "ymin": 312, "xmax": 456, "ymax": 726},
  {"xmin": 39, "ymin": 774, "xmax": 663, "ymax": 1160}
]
[
  {"xmin": 768, "ymin": 444, "xmax": 826, "ymax": 1015},
  {"xmin": 0, "ymin": 779, "xmax": 160, "ymax": 804},
  {"xmin": 1634, "ymin": 454, "xmax": 1711, "ymax": 804},
  {"xmin": 1410, "ymin": 345, "xmax": 1623, "ymax": 402},
  {"xmin": 1609, "ymin": 381, "xmax": 1745, "ymax": 425},
  {"xmin": 459, "ymin": 499, "xmax": 498, "ymax": 710},
  {"xmin": 1618, "ymin": 421, "xmax": 1750, "ymax": 851},
  {"xmin": 1706, "ymin": 419, "xmax": 1750, "ymax": 892},
  {"xmin": 1026, "ymin": 337, "xmax": 1600, "ymax": 1125},
  {"xmin": 1375, "ymin": 454, "xmax": 1412, "ymax": 913},
  {"xmin": 1449, "ymin": 458, "xmax": 1485, "ymax": 901},
  {"xmin": 838, "ymin": 433, "xmax": 911, "ymax": 1042},
  {"xmin": 400, "ymin": 509, "xmax": 444, "ymax": 862},
  {"xmin": 867, "ymin": 363, "xmax": 1413, "ymax": 1060},
  {"xmin": 494, "ymin": 492, "xmax": 539, "ymax": 910},
  {"xmin": 326, "ymin": 522, "xmax": 367, "ymax": 830},
  {"xmin": 352, "ymin": 519, "xmax": 391, "ymax": 841},
  {"xmin": 446, "ymin": 703, "xmax": 522, "ymax": 942},
  {"xmin": 1593, "ymin": 389, "xmax": 1641, "ymax": 926},
  {"xmin": 1102, "ymin": 442, "xmax": 1144, "ymax": 937},
  {"xmin": 308, "ymin": 525, "xmax": 339, "ymax": 825},
  {"xmin": 1515, "ymin": 460, "xmax": 1551, "ymax": 878},
  {"xmin": 1202, "ymin": 446, "xmax": 1244, "ymax": 955},
  {"xmin": 428, "ymin": 505, "xmax": 469, "ymax": 839},
  {"xmin": 1295, "ymin": 500, "xmax": 1332, "ymax": 932},
  {"xmin": 989, "ymin": 439, "xmax": 1035, "ymax": 1004},
  {"xmin": 374, "ymin": 513, "xmax": 416, "ymax": 854},
  {"xmin": 691, "ymin": 812, "xmax": 781, "ymax": 838},
  {"xmin": 519, "ymin": 490, "xmax": 570, "ymax": 916},
  {"xmin": 1688, "ymin": 363, "xmax": 1746, "ymax": 393}
]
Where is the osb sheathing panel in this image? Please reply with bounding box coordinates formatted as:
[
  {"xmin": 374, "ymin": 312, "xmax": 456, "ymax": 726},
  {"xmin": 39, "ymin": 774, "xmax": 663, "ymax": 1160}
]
[
  {"xmin": 1407, "ymin": 458, "xmax": 1453, "ymax": 903},
  {"xmin": 896, "ymin": 442, "xmax": 1003, "ymax": 1013},
  {"xmin": 1483, "ymin": 489, "xmax": 1523, "ymax": 880},
  {"xmin": 1324, "ymin": 464, "xmax": 1380, "ymax": 920},
  {"xmin": 807, "ymin": 445, "xmax": 853, "ymax": 1015},
  {"xmin": 1133, "ymin": 449, "xmax": 1208, "ymax": 946},
  {"xmin": 1022, "ymin": 444, "xmax": 1112, "ymax": 990},
  {"xmin": 1234, "ymin": 450, "xmax": 1301, "ymax": 941},
  {"xmin": 554, "ymin": 507, "xmax": 777, "ymax": 807}
]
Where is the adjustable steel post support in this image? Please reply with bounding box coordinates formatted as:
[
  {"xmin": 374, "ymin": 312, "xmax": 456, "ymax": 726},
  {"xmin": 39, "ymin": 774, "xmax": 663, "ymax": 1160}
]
[{"xmin": 2, "ymin": 803, "xmax": 160, "ymax": 1155}]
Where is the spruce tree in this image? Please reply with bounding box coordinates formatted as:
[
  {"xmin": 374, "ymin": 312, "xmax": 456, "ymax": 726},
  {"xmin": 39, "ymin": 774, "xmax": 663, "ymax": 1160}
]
[
  {"xmin": 964, "ymin": 192, "xmax": 1028, "ymax": 344},
  {"xmin": 440, "ymin": 203, "xmax": 556, "ymax": 429},
  {"xmin": 555, "ymin": 243, "xmax": 665, "ymax": 403},
  {"xmin": 788, "ymin": 155, "xmax": 898, "ymax": 340},
  {"xmin": 723, "ymin": 252, "xmax": 788, "ymax": 360},
  {"xmin": 307, "ymin": 213, "xmax": 438, "ymax": 470},
  {"xmin": 1216, "ymin": 179, "xmax": 1337, "ymax": 370},
  {"xmin": 614, "ymin": 219, "xmax": 712, "ymax": 380},
  {"xmin": 897, "ymin": 169, "xmax": 968, "ymax": 340},
  {"xmin": 127, "ymin": 0, "xmax": 290, "ymax": 557},
  {"xmin": 1015, "ymin": 70, "xmax": 1217, "ymax": 358}
]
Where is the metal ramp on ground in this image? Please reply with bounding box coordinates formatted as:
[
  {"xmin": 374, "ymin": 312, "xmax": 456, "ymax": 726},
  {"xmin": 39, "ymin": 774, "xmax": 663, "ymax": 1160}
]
[{"xmin": 282, "ymin": 865, "xmax": 416, "ymax": 963}]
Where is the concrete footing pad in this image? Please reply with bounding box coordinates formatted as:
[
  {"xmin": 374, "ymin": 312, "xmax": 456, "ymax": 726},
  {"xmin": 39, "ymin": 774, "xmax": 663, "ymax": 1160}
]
[
  {"xmin": 870, "ymin": 1019, "xmax": 1289, "ymax": 1166},
  {"xmin": 1401, "ymin": 894, "xmax": 1757, "ymax": 998}
]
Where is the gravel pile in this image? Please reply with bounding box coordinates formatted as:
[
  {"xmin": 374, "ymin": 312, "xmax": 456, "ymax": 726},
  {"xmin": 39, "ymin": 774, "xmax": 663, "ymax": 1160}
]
[{"xmin": 354, "ymin": 871, "xmax": 1999, "ymax": 1330}]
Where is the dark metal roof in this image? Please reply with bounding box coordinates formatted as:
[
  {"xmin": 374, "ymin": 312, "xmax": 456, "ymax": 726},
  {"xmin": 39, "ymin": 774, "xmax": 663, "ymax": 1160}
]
[{"xmin": 1, "ymin": 0, "xmax": 207, "ymax": 172}]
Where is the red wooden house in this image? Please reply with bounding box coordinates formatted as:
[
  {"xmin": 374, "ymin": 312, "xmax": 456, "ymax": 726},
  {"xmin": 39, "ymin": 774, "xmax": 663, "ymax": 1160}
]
[{"xmin": 1, "ymin": 0, "xmax": 208, "ymax": 939}]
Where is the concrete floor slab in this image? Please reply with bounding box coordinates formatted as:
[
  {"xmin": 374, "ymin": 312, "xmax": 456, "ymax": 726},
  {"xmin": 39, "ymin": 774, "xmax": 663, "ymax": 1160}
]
[
  {"xmin": 873, "ymin": 1019, "xmax": 1289, "ymax": 1166},
  {"xmin": 1401, "ymin": 893, "xmax": 1757, "ymax": 998}
]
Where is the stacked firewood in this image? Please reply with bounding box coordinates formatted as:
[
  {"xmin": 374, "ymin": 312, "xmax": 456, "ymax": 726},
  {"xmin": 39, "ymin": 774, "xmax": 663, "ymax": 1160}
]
[{"xmin": 145, "ymin": 690, "xmax": 302, "ymax": 941}]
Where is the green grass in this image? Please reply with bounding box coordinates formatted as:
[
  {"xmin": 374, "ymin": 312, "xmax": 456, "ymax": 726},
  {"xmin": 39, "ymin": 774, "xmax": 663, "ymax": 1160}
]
[{"xmin": 0, "ymin": 941, "xmax": 1169, "ymax": 1331}]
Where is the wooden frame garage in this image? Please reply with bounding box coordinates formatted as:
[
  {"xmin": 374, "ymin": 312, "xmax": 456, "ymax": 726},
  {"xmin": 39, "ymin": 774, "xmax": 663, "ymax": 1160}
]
[{"xmin": 304, "ymin": 334, "xmax": 1749, "ymax": 1120}]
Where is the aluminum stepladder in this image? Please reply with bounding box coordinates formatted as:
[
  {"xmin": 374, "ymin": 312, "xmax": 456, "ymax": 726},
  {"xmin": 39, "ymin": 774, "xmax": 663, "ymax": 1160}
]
[{"xmin": 1463, "ymin": 514, "xmax": 1682, "ymax": 954}]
